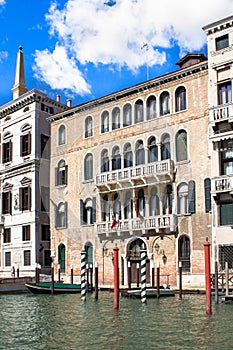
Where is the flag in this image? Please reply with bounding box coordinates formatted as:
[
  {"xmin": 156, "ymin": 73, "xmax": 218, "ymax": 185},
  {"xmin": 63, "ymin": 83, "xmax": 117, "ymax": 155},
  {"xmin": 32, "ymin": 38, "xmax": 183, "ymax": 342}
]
[{"xmin": 111, "ymin": 214, "xmax": 118, "ymax": 229}]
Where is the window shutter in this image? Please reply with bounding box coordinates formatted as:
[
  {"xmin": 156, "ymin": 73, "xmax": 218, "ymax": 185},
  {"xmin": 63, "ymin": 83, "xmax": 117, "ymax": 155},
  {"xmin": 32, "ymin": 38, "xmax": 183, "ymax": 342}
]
[
  {"xmin": 19, "ymin": 188, "xmax": 22, "ymax": 211},
  {"xmin": 20, "ymin": 135, "xmax": 23, "ymax": 156},
  {"xmin": 28, "ymin": 187, "xmax": 32, "ymax": 210},
  {"xmin": 65, "ymin": 165, "xmax": 68, "ymax": 185},
  {"xmin": 188, "ymin": 180, "xmax": 196, "ymax": 214},
  {"xmin": 92, "ymin": 197, "xmax": 96, "ymax": 223},
  {"xmin": 64, "ymin": 202, "xmax": 68, "ymax": 228},
  {"xmin": 204, "ymin": 178, "xmax": 211, "ymax": 213},
  {"xmin": 9, "ymin": 141, "xmax": 13, "ymax": 162},
  {"xmin": 54, "ymin": 204, "xmax": 58, "ymax": 228},
  {"xmin": 80, "ymin": 199, "xmax": 84, "ymax": 225},
  {"xmin": 55, "ymin": 167, "xmax": 58, "ymax": 186},
  {"xmin": 28, "ymin": 133, "xmax": 31, "ymax": 155},
  {"xmin": 9, "ymin": 192, "xmax": 12, "ymax": 215}
]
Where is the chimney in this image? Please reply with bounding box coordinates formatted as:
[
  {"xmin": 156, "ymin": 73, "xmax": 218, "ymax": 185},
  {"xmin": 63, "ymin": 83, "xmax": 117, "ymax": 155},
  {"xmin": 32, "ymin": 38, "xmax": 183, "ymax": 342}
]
[
  {"xmin": 56, "ymin": 95, "xmax": 61, "ymax": 103},
  {"xmin": 67, "ymin": 99, "xmax": 72, "ymax": 107},
  {"xmin": 12, "ymin": 46, "xmax": 28, "ymax": 100}
]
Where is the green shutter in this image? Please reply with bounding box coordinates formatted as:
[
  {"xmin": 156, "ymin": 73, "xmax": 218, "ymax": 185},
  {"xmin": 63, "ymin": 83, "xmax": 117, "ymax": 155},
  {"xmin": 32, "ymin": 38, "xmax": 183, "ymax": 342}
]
[
  {"xmin": 80, "ymin": 199, "xmax": 84, "ymax": 225},
  {"xmin": 188, "ymin": 180, "xmax": 196, "ymax": 214},
  {"xmin": 92, "ymin": 197, "xmax": 96, "ymax": 223},
  {"xmin": 204, "ymin": 178, "xmax": 211, "ymax": 213}
]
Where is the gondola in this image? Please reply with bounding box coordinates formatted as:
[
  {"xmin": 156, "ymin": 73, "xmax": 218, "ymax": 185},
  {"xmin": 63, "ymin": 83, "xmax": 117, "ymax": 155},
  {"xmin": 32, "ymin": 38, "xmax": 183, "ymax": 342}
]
[{"xmin": 25, "ymin": 281, "xmax": 86, "ymax": 294}]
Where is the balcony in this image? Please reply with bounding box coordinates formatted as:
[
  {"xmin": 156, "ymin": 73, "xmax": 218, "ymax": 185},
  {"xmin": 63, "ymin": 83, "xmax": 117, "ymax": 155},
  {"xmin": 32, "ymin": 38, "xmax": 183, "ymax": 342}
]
[
  {"xmin": 211, "ymin": 175, "xmax": 233, "ymax": 195},
  {"xmin": 95, "ymin": 160, "xmax": 174, "ymax": 192},
  {"xmin": 96, "ymin": 214, "xmax": 178, "ymax": 237},
  {"xmin": 209, "ymin": 103, "xmax": 233, "ymax": 124}
]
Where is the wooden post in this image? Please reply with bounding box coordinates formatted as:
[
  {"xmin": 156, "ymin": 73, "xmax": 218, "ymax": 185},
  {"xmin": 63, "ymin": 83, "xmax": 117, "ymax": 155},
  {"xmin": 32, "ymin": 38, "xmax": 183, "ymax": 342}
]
[
  {"xmin": 204, "ymin": 238, "xmax": 212, "ymax": 314},
  {"xmin": 136, "ymin": 263, "xmax": 140, "ymax": 288},
  {"xmin": 90, "ymin": 263, "xmax": 93, "ymax": 291},
  {"xmin": 86, "ymin": 264, "xmax": 89, "ymax": 293},
  {"xmin": 128, "ymin": 261, "xmax": 131, "ymax": 289},
  {"xmin": 151, "ymin": 261, "xmax": 155, "ymax": 288},
  {"xmin": 178, "ymin": 261, "xmax": 182, "ymax": 300},
  {"xmin": 156, "ymin": 261, "xmax": 160, "ymax": 299},
  {"xmin": 140, "ymin": 244, "xmax": 147, "ymax": 303},
  {"xmin": 225, "ymin": 261, "xmax": 229, "ymax": 297},
  {"xmin": 95, "ymin": 262, "xmax": 99, "ymax": 300},
  {"xmin": 58, "ymin": 264, "xmax": 61, "ymax": 282},
  {"xmin": 214, "ymin": 261, "xmax": 219, "ymax": 304},
  {"xmin": 51, "ymin": 261, "xmax": 54, "ymax": 295},
  {"xmin": 114, "ymin": 244, "xmax": 119, "ymax": 309},
  {"xmin": 70, "ymin": 266, "xmax": 74, "ymax": 284}
]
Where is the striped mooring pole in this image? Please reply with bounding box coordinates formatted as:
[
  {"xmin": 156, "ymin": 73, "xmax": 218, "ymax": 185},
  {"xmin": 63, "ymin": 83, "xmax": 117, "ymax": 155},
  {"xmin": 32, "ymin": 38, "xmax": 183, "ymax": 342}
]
[
  {"xmin": 81, "ymin": 250, "xmax": 87, "ymax": 301},
  {"xmin": 140, "ymin": 243, "xmax": 147, "ymax": 304}
]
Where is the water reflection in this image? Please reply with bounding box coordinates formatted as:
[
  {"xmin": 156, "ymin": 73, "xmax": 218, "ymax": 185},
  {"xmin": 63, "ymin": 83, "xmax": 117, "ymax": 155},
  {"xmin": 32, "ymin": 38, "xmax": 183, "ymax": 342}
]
[{"xmin": 0, "ymin": 293, "xmax": 233, "ymax": 350}]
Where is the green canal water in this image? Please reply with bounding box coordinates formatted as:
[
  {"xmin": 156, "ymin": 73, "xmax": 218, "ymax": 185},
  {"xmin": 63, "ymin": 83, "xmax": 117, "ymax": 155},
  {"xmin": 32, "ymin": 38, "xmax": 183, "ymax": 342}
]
[{"xmin": 0, "ymin": 292, "xmax": 232, "ymax": 350}]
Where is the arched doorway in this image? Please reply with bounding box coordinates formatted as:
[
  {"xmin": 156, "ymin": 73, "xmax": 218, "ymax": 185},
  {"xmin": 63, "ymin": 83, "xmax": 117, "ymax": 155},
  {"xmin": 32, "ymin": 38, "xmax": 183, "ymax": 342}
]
[
  {"xmin": 58, "ymin": 243, "xmax": 66, "ymax": 273},
  {"xmin": 127, "ymin": 238, "xmax": 150, "ymax": 284},
  {"xmin": 84, "ymin": 242, "xmax": 93, "ymax": 266}
]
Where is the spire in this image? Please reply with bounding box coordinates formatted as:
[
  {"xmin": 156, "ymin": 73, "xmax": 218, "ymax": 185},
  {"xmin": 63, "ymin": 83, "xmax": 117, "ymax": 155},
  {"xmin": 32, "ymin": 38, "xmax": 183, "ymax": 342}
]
[{"xmin": 12, "ymin": 46, "xmax": 28, "ymax": 100}]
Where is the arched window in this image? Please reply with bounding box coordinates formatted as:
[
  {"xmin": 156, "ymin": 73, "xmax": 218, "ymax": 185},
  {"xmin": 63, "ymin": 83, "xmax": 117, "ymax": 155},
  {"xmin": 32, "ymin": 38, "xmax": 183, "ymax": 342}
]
[
  {"xmin": 113, "ymin": 193, "xmax": 121, "ymax": 221},
  {"xmin": 175, "ymin": 86, "xmax": 186, "ymax": 112},
  {"xmin": 112, "ymin": 107, "xmax": 120, "ymax": 130},
  {"xmin": 101, "ymin": 149, "xmax": 109, "ymax": 173},
  {"xmin": 149, "ymin": 187, "xmax": 159, "ymax": 216},
  {"xmin": 160, "ymin": 91, "xmax": 170, "ymax": 116},
  {"xmin": 56, "ymin": 202, "xmax": 67, "ymax": 228},
  {"xmin": 2, "ymin": 132, "xmax": 13, "ymax": 163},
  {"xmin": 163, "ymin": 184, "xmax": 172, "ymax": 215},
  {"xmin": 112, "ymin": 146, "xmax": 121, "ymax": 170},
  {"xmin": 55, "ymin": 159, "xmax": 67, "ymax": 186},
  {"xmin": 135, "ymin": 99, "xmax": 144, "ymax": 123},
  {"xmin": 84, "ymin": 116, "xmax": 93, "ymax": 138},
  {"xmin": 80, "ymin": 198, "xmax": 96, "ymax": 225},
  {"xmin": 161, "ymin": 133, "xmax": 171, "ymax": 160},
  {"xmin": 178, "ymin": 235, "xmax": 190, "ymax": 272},
  {"xmin": 146, "ymin": 95, "xmax": 156, "ymax": 120},
  {"xmin": 101, "ymin": 195, "xmax": 110, "ymax": 221},
  {"xmin": 176, "ymin": 130, "xmax": 187, "ymax": 162},
  {"xmin": 148, "ymin": 136, "xmax": 158, "ymax": 163},
  {"xmin": 135, "ymin": 140, "xmax": 145, "ymax": 165},
  {"xmin": 101, "ymin": 111, "xmax": 109, "ymax": 133},
  {"xmin": 137, "ymin": 189, "xmax": 145, "ymax": 217},
  {"xmin": 123, "ymin": 143, "xmax": 133, "ymax": 168},
  {"xmin": 123, "ymin": 103, "xmax": 132, "ymax": 127},
  {"xmin": 58, "ymin": 125, "xmax": 66, "ymax": 145},
  {"xmin": 58, "ymin": 243, "xmax": 66, "ymax": 273},
  {"xmin": 124, "ymin": 191, "xmax": 133, "ymax": 219},
  {"xmin": 177, "ymin": 182, "xmax": 188, "ymax": 214},
  {"xmin": 84, "ymin": 153, "xmax": 93, "ymax": 180}
]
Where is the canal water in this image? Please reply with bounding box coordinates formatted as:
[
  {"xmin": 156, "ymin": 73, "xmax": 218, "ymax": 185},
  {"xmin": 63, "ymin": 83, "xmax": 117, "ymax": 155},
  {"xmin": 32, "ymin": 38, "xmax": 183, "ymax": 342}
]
[{"xmin": 0, "ymin": 292, "xmax": 232, "ymax": 350}]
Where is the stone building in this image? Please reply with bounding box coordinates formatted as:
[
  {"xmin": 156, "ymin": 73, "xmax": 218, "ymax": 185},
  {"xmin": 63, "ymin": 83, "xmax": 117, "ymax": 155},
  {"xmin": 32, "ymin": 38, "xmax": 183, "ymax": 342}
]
[
  {"xmin": 0, "ymin": 47, "xmax": 68, "ymax": 276},
  {"xmin": 203, "ymin": 15, "xmax": 233, "ymax": 272},
  {"xmin": 48, "ymin": 52, "xmax": 211, "ymax": 289}
]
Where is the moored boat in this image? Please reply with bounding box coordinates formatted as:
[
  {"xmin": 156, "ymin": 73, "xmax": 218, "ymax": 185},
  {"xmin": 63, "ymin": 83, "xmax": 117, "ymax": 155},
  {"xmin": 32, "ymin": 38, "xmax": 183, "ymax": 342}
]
[
  {"xmin": 25, "ymin": 281, "xmax": 88, "ymax": 294},
  {"xmin": 121, "ymin": 287, "xmax": 175, "ymax": 298},
  {"xmin": 0, "ymin": 277, "xmax": 33, "ymax": 294}
]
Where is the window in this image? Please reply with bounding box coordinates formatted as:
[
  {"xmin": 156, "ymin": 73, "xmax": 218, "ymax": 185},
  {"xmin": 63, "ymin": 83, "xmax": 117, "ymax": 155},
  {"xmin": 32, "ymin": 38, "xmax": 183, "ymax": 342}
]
[
  {"xmin": 220, "ymin": 201, "xmax": 233, "ymax": 226},
  {"xmin": 80, "ymin": 198, "xmax": 96, "ymax": 225},
  {"xmin": 135, "ymin": 99, "xmax": 144, "ymax": 123},
  {"xmin": 41, "ymin": 134, "xmax": 50, "ymax": 159},
  {"xmin": 124, "ymin": 191, "xmax": 133, "ymax": 219},
  {"xmin": 101, "ymin": 195, "xmax": 110, "ymax": 221},
  {"xmin": 2, "ymin": 191, "xmax": 12, "ymax": 214},
  {"xmin": 58, "ymin": 125, "xmax": 66, "ymax": 145},
  {"xmin": 135, "ymin": 140, "xmax": 145, "ymax": 165},
  {"xmin": 85, "ymin": 116, "xmax": 93, "ymax": 138},
  {"xmin": 44, "ymin": 250, "xmax": 51, "ymax": 267},
  {"xmin": 41, "ymin": 103, "xmax": 54, "ymax": 114},
  {"xmin": 123, "ymin": 143, "xmax": 133, "ymax": 168},
  {"xmin": 161, "ymin": 134, "xmax": 171, "ymax": 160},
  {"xmin": 55, "ymin": 202, "xmax": 67, "ymax": 228},
  {"xmin": 41, "ymin": 224, "xmax": 50, "ymax": 241},
  {"xmin": 175, "ymin": 86, "xmax": 186, "ymax": 112},
  {"xmin": 20, "ymin": 133, "xmax": 31, "ymax": 156},
  {"xmin": 112, "ymin": 107, "xmax": 120, "ymax": 130},
  {"xmin": 112, "ymin": 146, "xmax": 121, "ymax": 171},
  {"xmin": 24, "ymin": 250, "xmax": 31, "ymax": 266},
  {"xmin": 101, "ymin": 111, "xmax": 109, "ymax": 133},
  {"xmin": 3, "ymin": 228, "xmax": 11, "ymax": 243},
  {"xmin": 176, "ymin": 130, "xmax": 188, "ymax": 162},
  {"xmin": 178, "ymin": 235, "xmax": 190, "ymax": 272},
  {"xmin": 2, "ymin": 133, "xmax": 13, "ymax": 163},
  {"xmin": 220, "ymin": 139, "xmax": 233, "ymax": 175},
  {"xmin": 148, "ymin": 136, "xmax": 158, "ymax": 163},
  {"xmin": 146, "ymin": 96, "xmax": 156, "ymax": 120},
  {"xmin": 84, "ymin": 153, "xmax": 93, "ymax": 181},
  {"xmin": 5, "ymin": 252, "xmax": 11, "ymax": 267},
  {"xmin": 218, "ymin": 81, "xmax": 232, "ymax": 105},
  {"xmin": 216, "ymin": 34, "xmax": 229, "ymax": 51},
  {"xmin": 160, "ymin": 91, "xmax": 170, "ymax": 116},
  {"xmin": 149, "ymin": 188, "xmax": 159, "ymax": 216},
  {"xmin": 41, "ymin": 186, "xmax": 50, "ymax": 212},
  {"xmin": 19, "ymin": 186, "xmax": 31, "ymax": 211},
  {"xmin": 22, "ymin": 225, "xmax": 30, "ymax": 241},
  {"xmin": 113, "ymin": 193, "xmax": 121, "ymax": 221},
  {"xmin": 101, "ymin": 149, "xmax": 109, "ymax": 172},
  {"xmin": 137, "ymin": 189, "xmax": 145, "ymax": 217},
  {"xmin": 163, "ymin": 185, "xmax": 173, "ymax": 215},
  {"xmin": 177, "ymin": 183, "xmax": 188, "ymax": 214},
  {"xmin": 219, "ymin": 244, "xmax": 233, "ymax": 271},
  {"xmin": 55, "ymin": 160, "xmax": 68, "ymax": 186},
  {"xmin": 188, "ymin": 180, "xmax": 196, "ymax": 214},
  {"xmin": 58, "ymin": 244, "xmax": 66, "ymax": 273},
  {"xmin": 204, "ymin": 178, "xmax": 211, "ymax": 213},
  {"xmin": 123, "ymin": 103, "xmax": 132, "ymax": 127}
]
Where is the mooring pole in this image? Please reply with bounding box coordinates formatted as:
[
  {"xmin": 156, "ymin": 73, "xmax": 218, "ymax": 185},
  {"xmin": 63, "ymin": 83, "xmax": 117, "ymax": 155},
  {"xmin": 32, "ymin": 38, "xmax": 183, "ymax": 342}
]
[
  {"xmin": 128, "ymin": 261, "xmax": 131, "ymax": 290},
  {"xmin": 214, "ymin": 261, "xmax": 219, "ymax": 304},
  {"xmin": 204, "ymin": 238, "xmax": 212, "ymax": 314},
  {"xmin": 225, "ymin": 261, "xmax": 229, "ymax": 297},
  {"xmin": 51, "ymin": 261, "xmax": 54, "ymax": 295},
  {"xmin": 90, "ymin": 263, "xmax": 93, "ymax": 291},
  {"xmin": 179, "ymin": 261, "xmax": 182, "ymax": 300},
  {"xmin": 58, "ymin": 263, "xmax": 61, "ymax": 282},
  {"xmin": 156, "ymin": 261, "xmax": 160, "ymax": 299},
  {"xmin": 94, "ymin": 262, "xmax": 99, "ymax": 300},
  {"xmin": 136, "ymin": 263, "xmax": 140, "ymax": 288},
  {"xmin": 151, "ymin": 261, "xmax": 155, "ymax": 288},
  {"xmin": 113, "ymin": 244, "xmax": 119, "ymax": 309},
  {"xmin": 141, "ymin": 243, "xmax": 147, "ymax": 304},
  {"xmin": 70, "ymin": 265, "xmax": 74, "ymax": 284},
  {"xmin": 81, "ymin": 250, "xmax": 87, "ymax": 301}
]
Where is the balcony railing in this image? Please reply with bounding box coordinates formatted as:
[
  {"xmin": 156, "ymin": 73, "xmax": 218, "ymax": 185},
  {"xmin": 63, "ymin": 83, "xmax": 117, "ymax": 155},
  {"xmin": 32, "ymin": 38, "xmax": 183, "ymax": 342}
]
[
  {"xmin": 209, "ymin": 103, "xmax": 233, "ymax": 124},
  {"xmin": 95, "ymin": 160, "xmax": 173, "ymax": 187},
  {"xmin": 96, "ymin": 214, "xmax": 177, "ymax": 236},
  {"xmin": 211, "ymin": 175, "xmax": 233, "ymax": 194}
]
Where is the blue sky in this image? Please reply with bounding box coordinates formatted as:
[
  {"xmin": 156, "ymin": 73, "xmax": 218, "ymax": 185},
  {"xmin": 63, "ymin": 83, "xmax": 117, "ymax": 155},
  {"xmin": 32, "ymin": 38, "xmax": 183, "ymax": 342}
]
[{"xmin": 0, "ymin": 0, "xmax": 233, "ymax": 107}]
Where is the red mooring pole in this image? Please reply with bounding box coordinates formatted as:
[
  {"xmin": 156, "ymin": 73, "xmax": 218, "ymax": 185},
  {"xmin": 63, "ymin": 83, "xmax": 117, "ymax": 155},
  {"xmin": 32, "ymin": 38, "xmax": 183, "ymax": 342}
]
[
  {"xmin": 204, "ymin": 237, "xmax": 212, "ymax": 314},
  {"xmin": 113, "ymin": 244, "xmax": 119, "ymax": 309}
]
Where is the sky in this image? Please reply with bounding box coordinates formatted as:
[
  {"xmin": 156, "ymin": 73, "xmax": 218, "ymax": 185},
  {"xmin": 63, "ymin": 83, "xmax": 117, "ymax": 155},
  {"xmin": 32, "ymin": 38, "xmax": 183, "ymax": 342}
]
[{"xmin": 0, "ymin": 0, "xmax": 233, "ymax": 108}]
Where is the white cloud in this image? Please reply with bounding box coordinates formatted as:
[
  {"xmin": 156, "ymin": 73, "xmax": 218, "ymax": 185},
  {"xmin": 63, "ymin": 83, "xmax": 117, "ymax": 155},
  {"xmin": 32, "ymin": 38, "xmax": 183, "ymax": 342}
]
[
  {"xmin": 34, "ymin": 0, "xmax": 233, "ymax": 96},
  {"xmin": 0, "ymin": 51, "xmax": 8, "ymax": 63},
  {"xmin": 0, "ymin": 0, "xmax": 5, "ymax": 5}
]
